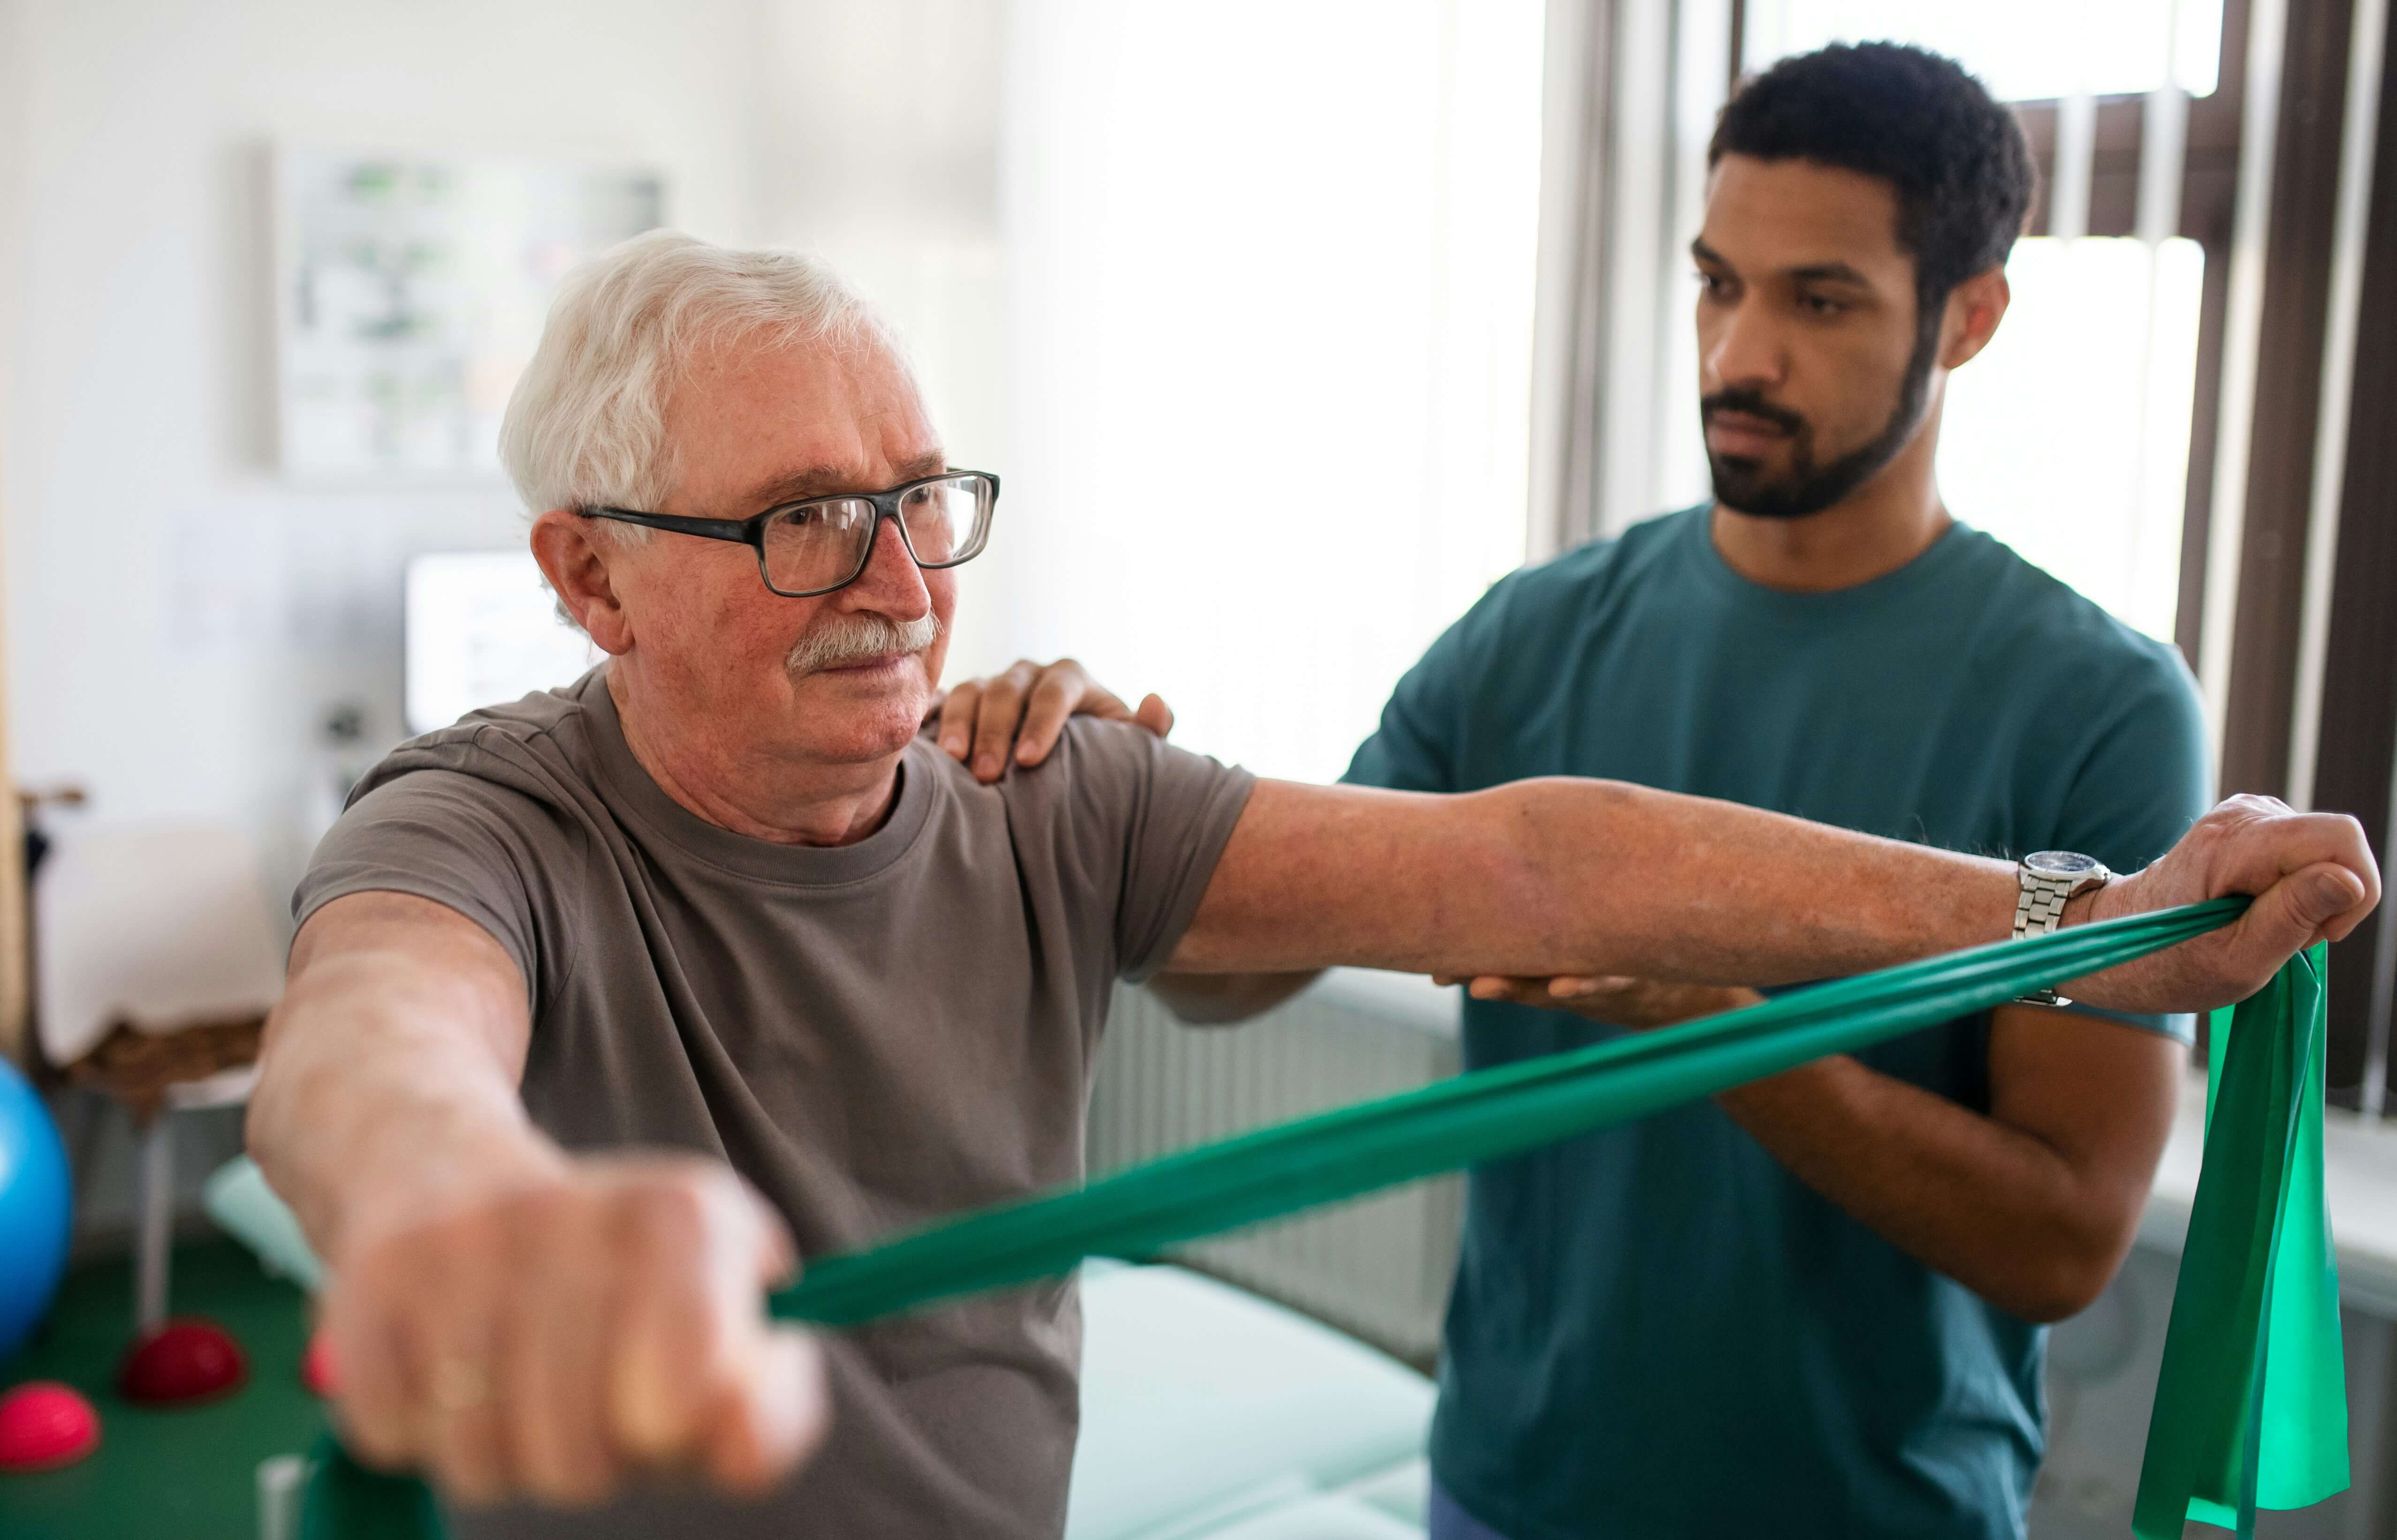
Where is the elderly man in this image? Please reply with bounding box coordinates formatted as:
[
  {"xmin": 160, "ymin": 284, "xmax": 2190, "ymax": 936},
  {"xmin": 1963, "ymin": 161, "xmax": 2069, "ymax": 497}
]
[{"xmin": 249, "ymin": 230, "xmax": 2378, "ymax": 1540}]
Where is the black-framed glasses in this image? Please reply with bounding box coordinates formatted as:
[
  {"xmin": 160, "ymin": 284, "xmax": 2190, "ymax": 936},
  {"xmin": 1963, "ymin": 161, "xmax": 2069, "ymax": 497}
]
[{"xmin": 583, "ymin": 469, "xmax": 999, "ymax": 598}]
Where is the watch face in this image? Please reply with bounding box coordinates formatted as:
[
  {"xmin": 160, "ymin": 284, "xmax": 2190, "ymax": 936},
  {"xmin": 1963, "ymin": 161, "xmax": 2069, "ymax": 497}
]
[{"xmin": 2026, "ymin": 850, "xmax": 2102, "ymax": 879}]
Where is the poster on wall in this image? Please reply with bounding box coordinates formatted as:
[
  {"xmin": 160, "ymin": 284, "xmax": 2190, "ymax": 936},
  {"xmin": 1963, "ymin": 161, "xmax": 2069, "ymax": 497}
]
[{"xmin": 274, "ymin": 145, "xmax": 664, "ymax": 479}]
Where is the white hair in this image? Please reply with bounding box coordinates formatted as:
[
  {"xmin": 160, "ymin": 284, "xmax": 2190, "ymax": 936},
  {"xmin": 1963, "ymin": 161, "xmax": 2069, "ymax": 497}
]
[{"xmin": 499, "ymin": 230, "xmax": 902, "ymax": 530}]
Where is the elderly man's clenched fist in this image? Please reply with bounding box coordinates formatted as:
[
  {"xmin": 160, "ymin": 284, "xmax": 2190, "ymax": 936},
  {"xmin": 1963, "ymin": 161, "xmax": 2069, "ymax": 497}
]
[
  {"xmin": 321, "ymin": 1154, "xmax": 827, "ymax": 1509},
  {"xmin": 2069, "ymin": 794, "xmax": 2380, "ymax": 1013}
]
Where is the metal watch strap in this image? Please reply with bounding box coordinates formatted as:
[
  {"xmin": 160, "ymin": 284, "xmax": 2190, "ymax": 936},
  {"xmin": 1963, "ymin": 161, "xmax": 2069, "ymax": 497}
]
[
  {"xmin": 2012, "ymin": 878, "xmax": 2077, "ymax": 942},
  {"xmin": 2013, "ymin": 856, "xmax": 2108, "ymax": 1008}
]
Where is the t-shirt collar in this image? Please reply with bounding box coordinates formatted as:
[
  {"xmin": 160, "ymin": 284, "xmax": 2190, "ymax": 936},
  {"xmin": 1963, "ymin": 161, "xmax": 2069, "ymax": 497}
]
[
  {"xmin": 1684, "ymin": 501, "xmax": 1977, "ymax": 615},
  {"xmin": 575, "ymin": 666, "xmax": 936, "ymax": 887}
]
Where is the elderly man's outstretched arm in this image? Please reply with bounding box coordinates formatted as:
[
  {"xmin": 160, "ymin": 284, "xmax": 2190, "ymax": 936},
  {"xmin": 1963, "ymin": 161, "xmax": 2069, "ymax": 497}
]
[
  {"xmin": 1171, "ymin": 778, "xmax": 2376, "ymax": 1014},
  {"xmin": 251, "ymin": 892, "xmax": 827, "ymax": 1509},
  {"xmin": 935, "ymin": 664, "xmax": 2377, "ymax": 1008}
]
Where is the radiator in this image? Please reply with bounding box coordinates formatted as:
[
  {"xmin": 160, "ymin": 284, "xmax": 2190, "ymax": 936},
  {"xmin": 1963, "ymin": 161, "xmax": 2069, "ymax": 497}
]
[{"xmin": 1089, "ymin": 971, "xmax": 1463, "ymax": 1363}]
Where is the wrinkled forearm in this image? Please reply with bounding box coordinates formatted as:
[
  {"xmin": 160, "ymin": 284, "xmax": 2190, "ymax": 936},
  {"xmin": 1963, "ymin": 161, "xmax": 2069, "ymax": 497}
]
[
  {"xmin": 248, "ymin": 944, "xmax": 562, "ymax": 1268},
  {"xmin": 1172, "ymin": 777, "xmax": 2020, "ymax": 987}
]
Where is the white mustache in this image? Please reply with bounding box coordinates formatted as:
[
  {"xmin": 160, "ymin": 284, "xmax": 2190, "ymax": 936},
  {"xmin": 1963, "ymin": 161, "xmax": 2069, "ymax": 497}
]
[{"xmin": 784, "ymin": 612, "xmax": 942, "ymax": 675}]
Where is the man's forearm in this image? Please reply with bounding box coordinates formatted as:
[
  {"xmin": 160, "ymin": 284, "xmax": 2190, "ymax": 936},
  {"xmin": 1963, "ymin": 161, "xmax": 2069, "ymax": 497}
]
[
  {"xmin": 1714, "ymin": 1055, "xmax": 2151, "ymax": 1322},
  {"xmin": 249, "ymin": 948, "xmax": 561, "ymax": 1265},
  {"xmin": 1176, "ymin": 778, "xmax": 2020, "ymax": 988}
]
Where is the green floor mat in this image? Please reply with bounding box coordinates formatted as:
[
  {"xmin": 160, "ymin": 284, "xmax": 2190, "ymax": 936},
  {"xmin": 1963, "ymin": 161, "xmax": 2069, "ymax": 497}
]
[{"xmin": 0, "ymin": 1239, "xmax": 320, "ymax": 1540}]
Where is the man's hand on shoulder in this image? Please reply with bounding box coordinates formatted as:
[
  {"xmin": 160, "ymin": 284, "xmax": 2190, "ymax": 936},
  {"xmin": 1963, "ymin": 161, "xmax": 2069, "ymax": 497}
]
[
  {"xmin": 2071, "ymin": 793, "xmax": 2379, "ymax": 1012},
  {"xmin": 325, "ymin": 1153, "xmax": 826, "ymax": 1509},
  {"xmin": 933, "ymin": 658, "xmax": 1172, "ymax": 782}
]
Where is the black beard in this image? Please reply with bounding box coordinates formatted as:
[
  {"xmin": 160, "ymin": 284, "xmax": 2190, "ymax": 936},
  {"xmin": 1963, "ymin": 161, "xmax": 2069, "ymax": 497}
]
[{"xmin": 1702, "ymin": 318, "xmax": 1941, "ymax": 522}]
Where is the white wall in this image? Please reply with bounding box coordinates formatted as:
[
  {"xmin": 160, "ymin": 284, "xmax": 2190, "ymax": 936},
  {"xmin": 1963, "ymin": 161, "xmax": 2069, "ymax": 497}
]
[
  {"xmin": 1, "ymin": 0, "xmax": 765, "ymax": 894},
  {"xmin": 0, "ymin": 0, "xmax": 1008, "ymax": 908},
  {"xmin": 746, "ymin": 0, "xmax": 1013, "ymax": 675}
]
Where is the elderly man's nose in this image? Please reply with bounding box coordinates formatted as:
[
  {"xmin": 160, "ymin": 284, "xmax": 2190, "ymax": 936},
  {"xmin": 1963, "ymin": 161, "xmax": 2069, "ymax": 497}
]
[{"xmin": 847, "ymin": 516, "xmax": 934, "ymax": 615}]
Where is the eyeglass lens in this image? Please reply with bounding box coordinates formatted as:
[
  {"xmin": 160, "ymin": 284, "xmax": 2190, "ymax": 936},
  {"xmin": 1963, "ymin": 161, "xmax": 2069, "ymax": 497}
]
[{"xmin": 759, "ymin": 475, "xmax": 990, "ymax": 594}]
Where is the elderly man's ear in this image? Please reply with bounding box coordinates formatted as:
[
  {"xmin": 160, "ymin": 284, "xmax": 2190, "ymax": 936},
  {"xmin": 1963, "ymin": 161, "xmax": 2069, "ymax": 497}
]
[{"xmin": 530, "ymin": 510, "xmax": 638, "ymax": 656}]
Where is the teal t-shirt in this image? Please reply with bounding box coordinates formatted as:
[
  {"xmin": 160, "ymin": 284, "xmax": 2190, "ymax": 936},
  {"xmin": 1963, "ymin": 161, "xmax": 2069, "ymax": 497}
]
[{"xmin": 1343, "ymin": 507, "xmax": 2211, "ymax": 1540}]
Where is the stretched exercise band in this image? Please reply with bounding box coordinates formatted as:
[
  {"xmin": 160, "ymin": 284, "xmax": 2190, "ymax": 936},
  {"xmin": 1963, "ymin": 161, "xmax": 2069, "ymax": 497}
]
[{"xmin": 304, "ymin": 900, "xmax": 2348, "ymax": 1539}]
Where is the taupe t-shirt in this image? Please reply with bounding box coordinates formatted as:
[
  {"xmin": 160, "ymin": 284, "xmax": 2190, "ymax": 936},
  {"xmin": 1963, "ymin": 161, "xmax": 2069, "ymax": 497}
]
[{"xmin": 295, "ymin": 668, "xmax": 1256, "ymax": 1538}]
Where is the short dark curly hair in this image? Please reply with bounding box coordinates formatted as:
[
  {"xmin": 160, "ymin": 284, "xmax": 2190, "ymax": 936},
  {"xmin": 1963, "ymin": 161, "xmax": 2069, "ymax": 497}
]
[{"xmin": 1709, "ymin": 42, "xmax": 2036, "ymax": 315}]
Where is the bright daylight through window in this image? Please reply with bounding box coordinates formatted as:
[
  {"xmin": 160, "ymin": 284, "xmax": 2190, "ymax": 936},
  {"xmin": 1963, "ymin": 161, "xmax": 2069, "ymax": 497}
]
[
  {"xmin": 1742, "ymin": 0, "xmax": 2225, "ymax": 643},
  {"xmin": 992, "ymin": 2, "xmax": 1546, "ymax": 783}
]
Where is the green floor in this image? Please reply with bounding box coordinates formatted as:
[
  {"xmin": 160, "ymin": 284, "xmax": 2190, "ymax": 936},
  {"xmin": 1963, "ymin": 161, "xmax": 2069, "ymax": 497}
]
[{"xmin": 0, "ymin": 1239, "xmax": 321, "ymax": 1539}]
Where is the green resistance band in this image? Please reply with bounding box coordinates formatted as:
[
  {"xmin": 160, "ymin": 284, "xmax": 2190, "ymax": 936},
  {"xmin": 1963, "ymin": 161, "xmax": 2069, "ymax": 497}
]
[
  {"xmin": 304, "ymin": 900, "xmax": 2348, "ymax": 1538},
  {"xmin": 2134, "ymin": 940, "xmax": 2345, "ymax": 1538}
]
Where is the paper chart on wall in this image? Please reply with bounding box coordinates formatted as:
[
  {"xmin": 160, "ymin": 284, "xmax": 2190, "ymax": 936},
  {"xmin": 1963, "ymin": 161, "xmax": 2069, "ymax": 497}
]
[{"xmin": 274, "ymin": 145, "xmax": 663, "ymax": 481}]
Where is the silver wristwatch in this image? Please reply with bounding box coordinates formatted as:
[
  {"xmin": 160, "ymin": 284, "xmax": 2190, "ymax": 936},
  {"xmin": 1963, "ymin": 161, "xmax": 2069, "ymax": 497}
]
[{"xmin": 2012, "ymin": 850, "xmax": 2113, "ymax": 1007}]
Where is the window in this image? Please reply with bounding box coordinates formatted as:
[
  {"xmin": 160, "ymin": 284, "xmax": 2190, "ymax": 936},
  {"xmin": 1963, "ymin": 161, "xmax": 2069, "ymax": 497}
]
[
  {"xmin": 1937, "ymin": 236, "xmax": 2207, "ymax": 642},
  {"xmin": 978, "ymin": 1, "xmax": 1547, "ymax": 782},
  {"xmin": 1743, "ymin": 0, "xmax": 2225, "ymax": 99}
]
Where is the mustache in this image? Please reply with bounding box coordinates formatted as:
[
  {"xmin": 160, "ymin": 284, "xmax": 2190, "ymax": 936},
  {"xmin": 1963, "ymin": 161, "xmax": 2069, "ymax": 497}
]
[
  {"xmin": 1701, "ymin": 389, "xmax": 1808, "ymax": 440},
  {"xmin": 784, "ymin": 611, "xmax": 943, "ymax": 675}
]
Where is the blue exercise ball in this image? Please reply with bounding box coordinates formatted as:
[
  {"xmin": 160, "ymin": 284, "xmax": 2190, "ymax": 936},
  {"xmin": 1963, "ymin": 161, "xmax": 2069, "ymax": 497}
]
[{"xmin": 0, "ymin": 1058, "xmax": 71, "ymax": 1362}]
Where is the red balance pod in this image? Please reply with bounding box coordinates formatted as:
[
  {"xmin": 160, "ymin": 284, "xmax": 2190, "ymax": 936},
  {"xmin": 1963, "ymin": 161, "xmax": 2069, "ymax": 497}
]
[
  {"xmin": 117, "ymin": 1319, "xmax": 248, "ymax": 1406},
  {"xmin": 0, "ymin": 1381, "xmax": 100, "ymax": 1472}
]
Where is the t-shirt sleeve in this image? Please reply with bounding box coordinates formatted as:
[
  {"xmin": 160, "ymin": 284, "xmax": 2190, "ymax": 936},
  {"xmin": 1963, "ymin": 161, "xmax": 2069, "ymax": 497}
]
[
  {"xmin": 1045, "ymin": 720, "xmax": 1256, "ymax": 983},
  {"xmin": 2044, "ymin": 649, "xmax": 2214, "ymax": 1043},
  {"xmin": 292, "ymin": 767, "xmax": 578, "ymax": 1014},
  {"xmin": 1342, "ymin": 585, "xmax": 1497, "ymax": 794}
]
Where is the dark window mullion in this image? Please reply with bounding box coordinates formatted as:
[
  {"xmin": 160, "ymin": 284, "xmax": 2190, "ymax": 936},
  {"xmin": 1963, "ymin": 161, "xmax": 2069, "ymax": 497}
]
[
  {"xmin": 2307, "ymin": 0, "xmax": 2397, "ymax": 1109},
  {"xmin": 2217, "ymin": 0, "xmax": 2359, "ymax": 803}
]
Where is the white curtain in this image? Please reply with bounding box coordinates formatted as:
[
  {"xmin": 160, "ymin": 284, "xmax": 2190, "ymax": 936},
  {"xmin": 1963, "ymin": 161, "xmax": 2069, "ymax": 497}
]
[
  {"xmin": 1527, "ymin": 0, "xmax": 1731, "ymax": 558},
  {"xmin": 977, "ymin": 0, "xmax": 1546, "ymax": 784}
]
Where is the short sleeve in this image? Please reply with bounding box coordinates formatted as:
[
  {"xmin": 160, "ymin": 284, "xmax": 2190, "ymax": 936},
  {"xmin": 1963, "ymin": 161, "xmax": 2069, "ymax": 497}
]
[
  {"xmin": 293, "ymin": 768, "xmax": 578, "ymax": 1014},
  {"xmin": 2047, "ymin": 648, "xmax": 2214, "ymax": 1042},
  {"xmin": 1037, "ymin": 720, "xmax": 1256, "ymax": 983},
  {"xmin": 1342, "ymin": 588, "xmax": 1495, "ymax": 794}
]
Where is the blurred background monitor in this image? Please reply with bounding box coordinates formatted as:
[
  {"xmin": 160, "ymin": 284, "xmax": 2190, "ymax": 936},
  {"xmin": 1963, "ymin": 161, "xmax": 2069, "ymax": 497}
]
[{"xmin": 403, "ymin": 552, "xmax": 599, "ymax": 737}]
